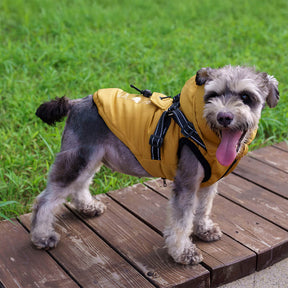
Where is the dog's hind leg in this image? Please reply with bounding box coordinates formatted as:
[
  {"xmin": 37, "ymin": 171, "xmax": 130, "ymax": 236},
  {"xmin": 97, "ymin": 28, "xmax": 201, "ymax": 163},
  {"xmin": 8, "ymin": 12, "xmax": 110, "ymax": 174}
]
[
  {"xmin": 70, "ymin": 152, "xmax": 107, "ymax": 217},
  {"xmin": 31, "ymin": 184, "xmax": 68, "ymax": 249},
  {"xmin": 70, "ymin": 179, "xmax": 106, "ymax": 217},
  {"xmin": 31, "ymin": 146, "xmax": 105, "ymax": 249},
  {"xmin": 193, "ymin": 183, "xmax": 222, "ymax": 242},
  {"xmin": 163, "ymin": 146, "xmax": 204, "ymax": 265}
]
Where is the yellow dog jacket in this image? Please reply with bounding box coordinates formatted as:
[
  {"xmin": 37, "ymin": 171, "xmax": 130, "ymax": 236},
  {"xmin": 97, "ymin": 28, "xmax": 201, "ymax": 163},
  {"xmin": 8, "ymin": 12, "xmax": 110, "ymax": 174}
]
[{"xmin": 93, "ymin": 76, "xmax": 256, "ymax": 187}]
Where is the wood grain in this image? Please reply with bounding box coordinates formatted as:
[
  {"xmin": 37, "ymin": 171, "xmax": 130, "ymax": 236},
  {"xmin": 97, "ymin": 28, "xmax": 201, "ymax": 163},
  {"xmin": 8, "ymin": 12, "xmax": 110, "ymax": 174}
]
[
  {"xmin": 75, "ymin": 194, "xmax": 210, "ymax": 288},
  {"xmin": 0, "ymin": 219, "xmax": 78, "ymax": 288},
  {"xmin": 144, "ymin": 178, "xmax": 173, "ymax": 199},
  {"xmin": 248, "ymin": 145, "xmax": 288, "ymax": 173},
  {"xmin": 109, "ymin": 184, "xmax": 167, "ymax": 233},
  {"xmin": 20, "ymin": 208, "xmax": 154, "ymax": 288},
  {"xmin": 219, "ymin": 174, "xmax": 288, "ymax": 231},
  {"xmin": 213, "ymin": 195, "xmax": 288, "ymax": 270},
  {"xmin": 109, "ymin": 184, "xmax": 256, "ymax": 287},
  {"xmin": 233, "ymin": 156, "xmax": 288, "ymax": 199},
  {"xmin": 273, "ymin": 141, "xmax": 288, "ymax": 152}
]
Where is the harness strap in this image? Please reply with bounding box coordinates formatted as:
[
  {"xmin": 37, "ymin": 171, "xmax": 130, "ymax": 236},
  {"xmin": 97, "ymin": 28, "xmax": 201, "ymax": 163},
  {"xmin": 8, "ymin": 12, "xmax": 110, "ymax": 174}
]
[
  {"xmin": 149, "ymin": 94, "xmax": 206, "ymax": 160},
  {"xmin": 170, "ymin": 108, "xmax": 206, "ymax": 150},
  {"xmin": 178, "ymin": 138, "xmax": 211, "ymax": 183},
  {"xmin": 149, "ymin": 110, "xmax": 171, "ymax": 160}
]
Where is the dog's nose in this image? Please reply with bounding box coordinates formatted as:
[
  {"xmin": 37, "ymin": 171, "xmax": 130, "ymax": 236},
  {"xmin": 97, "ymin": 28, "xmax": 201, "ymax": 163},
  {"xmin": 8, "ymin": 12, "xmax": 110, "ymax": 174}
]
[{"xmin": 217, "ymin": 112, "xmax": 234, "ymax": 127}]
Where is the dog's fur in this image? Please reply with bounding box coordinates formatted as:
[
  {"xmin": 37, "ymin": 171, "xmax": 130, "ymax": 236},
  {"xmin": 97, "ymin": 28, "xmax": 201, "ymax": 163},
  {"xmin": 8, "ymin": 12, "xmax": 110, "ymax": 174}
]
[{"xmin": 31, "ymin": 65, "xmax": 279, "ymax": 265}]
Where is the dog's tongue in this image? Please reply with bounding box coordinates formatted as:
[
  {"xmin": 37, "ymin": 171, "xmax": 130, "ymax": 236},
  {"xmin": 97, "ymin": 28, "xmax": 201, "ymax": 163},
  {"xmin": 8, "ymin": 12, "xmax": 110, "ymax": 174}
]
[{"xmin": 216, "ymin": 130, "xmax": 242, "ymax": 167}]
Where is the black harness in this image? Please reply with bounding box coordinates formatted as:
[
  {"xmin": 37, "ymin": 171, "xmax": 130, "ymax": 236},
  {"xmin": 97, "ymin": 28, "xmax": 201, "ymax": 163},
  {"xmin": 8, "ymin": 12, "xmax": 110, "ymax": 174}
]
[
  {"xmin": 149, "ymin": 94, "xmax": 206, "ymax": 160},
  {"xmin": 130, "ymin": 85, "xmax": 206, "ymax": 161}
]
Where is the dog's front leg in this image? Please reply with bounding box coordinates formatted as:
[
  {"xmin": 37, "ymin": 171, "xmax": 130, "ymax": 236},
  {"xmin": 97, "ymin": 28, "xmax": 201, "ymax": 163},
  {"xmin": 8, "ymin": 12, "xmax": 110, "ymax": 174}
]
[
  {"xmin": 193, "ymin": 183, "xmax": 222, "ymax": 242},
  {"xmin": 164, "ymin": 146, "xmax": 204, "ymax": 265}
]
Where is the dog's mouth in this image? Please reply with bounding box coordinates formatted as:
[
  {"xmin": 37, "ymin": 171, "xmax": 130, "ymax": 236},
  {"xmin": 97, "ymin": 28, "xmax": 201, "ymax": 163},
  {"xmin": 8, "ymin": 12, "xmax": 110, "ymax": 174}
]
[{"xmin": 216, "ymin": 129, "xmax": 247, "ymax": 167}]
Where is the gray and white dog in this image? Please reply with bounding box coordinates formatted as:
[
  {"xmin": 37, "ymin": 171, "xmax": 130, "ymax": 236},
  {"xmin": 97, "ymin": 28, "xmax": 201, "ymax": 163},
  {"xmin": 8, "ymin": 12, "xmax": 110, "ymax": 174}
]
[{"xmin": 31, "ymin": 65, "xmax": 279, "ymax": 265}]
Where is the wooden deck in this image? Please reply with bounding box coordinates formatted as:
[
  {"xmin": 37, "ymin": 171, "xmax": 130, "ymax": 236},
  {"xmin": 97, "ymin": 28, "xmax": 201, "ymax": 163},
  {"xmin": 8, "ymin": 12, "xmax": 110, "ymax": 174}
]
[{"xmin": 1, "ymin": 142, "xmax": 288, "ymax": 288}]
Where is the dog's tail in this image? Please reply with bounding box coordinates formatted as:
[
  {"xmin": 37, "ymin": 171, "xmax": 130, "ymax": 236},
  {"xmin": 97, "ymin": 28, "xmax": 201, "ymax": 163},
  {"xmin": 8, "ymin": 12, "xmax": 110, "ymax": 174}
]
[{"xmin": 35, "ymin": 96, "xmax": 72, "ymax": 126}]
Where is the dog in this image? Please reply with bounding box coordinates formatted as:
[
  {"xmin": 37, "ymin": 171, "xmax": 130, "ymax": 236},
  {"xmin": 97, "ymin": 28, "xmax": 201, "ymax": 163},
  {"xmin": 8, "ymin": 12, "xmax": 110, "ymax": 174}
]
[{"xmin": 31, "ymin": 65, "xmax": 279, "ymax": 265}]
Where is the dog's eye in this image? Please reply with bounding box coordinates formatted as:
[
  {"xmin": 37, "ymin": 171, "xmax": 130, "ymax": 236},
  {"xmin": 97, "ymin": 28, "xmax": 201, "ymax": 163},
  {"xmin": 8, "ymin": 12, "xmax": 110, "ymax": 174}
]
[
  {"xmin": 205, "ymin": 92, "xmax": 219, "ymax": 101},
  {"xmin": 240, "ymin": 94, "xmax": 251, "ymax": 105}
]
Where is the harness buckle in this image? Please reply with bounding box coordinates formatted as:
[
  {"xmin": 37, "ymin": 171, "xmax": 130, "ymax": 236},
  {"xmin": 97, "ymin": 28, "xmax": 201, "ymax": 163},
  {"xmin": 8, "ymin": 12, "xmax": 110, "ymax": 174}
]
[
  {"xmin": 167, "ymin": 101, "xmax": 180, "ymax": 113},
  {"xmin": 149, "ymin": 134, "xmax": 164, "ymax": 148}
]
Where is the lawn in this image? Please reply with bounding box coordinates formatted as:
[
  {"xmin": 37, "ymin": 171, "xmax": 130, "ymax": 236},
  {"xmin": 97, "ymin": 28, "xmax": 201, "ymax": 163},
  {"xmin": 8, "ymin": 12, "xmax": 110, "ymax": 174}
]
[{"xmin": 1, "ymin": 0, "xmax": 287, "ymax": 218}]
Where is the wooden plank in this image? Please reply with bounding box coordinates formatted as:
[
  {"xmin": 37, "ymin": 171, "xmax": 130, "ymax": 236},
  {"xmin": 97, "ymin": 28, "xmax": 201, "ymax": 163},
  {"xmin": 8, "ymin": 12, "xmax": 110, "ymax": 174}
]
[
  {"xmin": 109, "ymin": 185, "xmax": 166, "ymax": 234},
  {"xmin": 248, "ymin": 146, "xmax": 288, "ymax": 173},
  {"xmin": 0, "ymin": 219, "xmax": 78, "ymax": 288},
  {"xmin": 19, "ymin": 208, "xmax": 155, "ymax": 288},
  {"xmin": 219, "ymin": 174, "xmax": 288, "ymax": 231},
  {"xmin": 74, "ymin": 194, "xmax": 210, "ymax": 288},
  {"xmin": 213, "ymin": 195, "xmax": 288, "ymax": 270},
  {"xmin": 109, "ymin": 184, "xmax": 256, "ymax": 287},
  {"xmin": 198, "ymin": 236, "xmax": 255, "ymax": 288},
  {"xmin": 233, "ymin": 156, "xmax": 288, "ymax": 199},
  {"xmin": 145, "ymin": 178, "xmax": 173, "ymax": 199},
  {"xmin": 146, "ymin": 179, "xmax": 288, "ymax": 270},
  {"xmin": 273, "ymin": 141, "xmax": 288, "ymax": 152}
]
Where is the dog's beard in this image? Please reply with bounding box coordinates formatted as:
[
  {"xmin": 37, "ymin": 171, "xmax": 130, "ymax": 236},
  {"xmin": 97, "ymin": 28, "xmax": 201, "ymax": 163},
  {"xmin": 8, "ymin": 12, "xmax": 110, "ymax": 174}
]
[
  {"xmin": 203, "ymin": 98, "xmax": 255, "ymax": 167},
  {"xmin": 204, "ymin": 94, "xmax": 261, "ymax": 166}
]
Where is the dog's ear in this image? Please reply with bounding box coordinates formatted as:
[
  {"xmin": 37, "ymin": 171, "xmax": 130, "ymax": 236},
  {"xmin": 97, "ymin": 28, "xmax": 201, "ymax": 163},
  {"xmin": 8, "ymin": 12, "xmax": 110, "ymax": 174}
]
[
  {"xmin": 263, "ymin": 73, "xmax": 279, "ymax": 108},
  {"xmin": 195, "ymin": 67, "xmax": 213, "ymax": 85}
]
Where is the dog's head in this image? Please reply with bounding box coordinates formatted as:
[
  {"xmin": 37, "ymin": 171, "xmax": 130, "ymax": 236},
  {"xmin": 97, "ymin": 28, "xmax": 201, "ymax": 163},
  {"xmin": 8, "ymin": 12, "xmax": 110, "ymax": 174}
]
[{"xmin": 195, "ymin": 65, "xmax": 279, "ymax": 166}]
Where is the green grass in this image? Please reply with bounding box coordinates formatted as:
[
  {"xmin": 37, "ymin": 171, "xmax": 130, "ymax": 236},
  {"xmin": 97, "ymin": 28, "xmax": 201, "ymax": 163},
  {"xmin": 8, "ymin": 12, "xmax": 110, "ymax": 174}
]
[{"xmin": 1, "ymin": 0, "xmax": 287, "ymax": 218}]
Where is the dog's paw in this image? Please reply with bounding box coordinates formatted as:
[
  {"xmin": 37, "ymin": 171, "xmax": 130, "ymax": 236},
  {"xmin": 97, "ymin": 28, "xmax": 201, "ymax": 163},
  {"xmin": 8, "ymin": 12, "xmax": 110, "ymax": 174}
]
[
  {"xmin": 195, "ymin": 222, "xmax": 222, "ymax": 242},
  {"xmin": 31, "ymin": 230, "xmax": 60, "ymax": 250},
  {"xmin": 78, "ymin": 197, "xmax": 107, "ymax": 217},
  {"xmin": 171, "ymin": 244, "xmax": 203, "ymax": 265}
]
